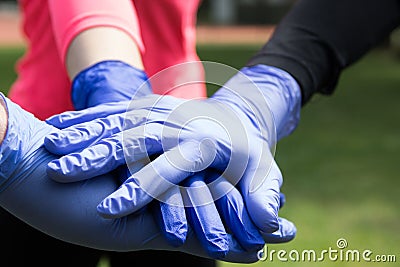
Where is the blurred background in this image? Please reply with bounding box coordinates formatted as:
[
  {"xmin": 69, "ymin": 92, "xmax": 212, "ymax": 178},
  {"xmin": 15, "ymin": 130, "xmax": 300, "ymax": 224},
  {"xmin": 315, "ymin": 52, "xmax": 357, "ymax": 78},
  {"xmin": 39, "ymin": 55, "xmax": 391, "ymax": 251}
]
[{"xmin": 0, "ymin": 0, "xmax": 399, "ymax": 266}]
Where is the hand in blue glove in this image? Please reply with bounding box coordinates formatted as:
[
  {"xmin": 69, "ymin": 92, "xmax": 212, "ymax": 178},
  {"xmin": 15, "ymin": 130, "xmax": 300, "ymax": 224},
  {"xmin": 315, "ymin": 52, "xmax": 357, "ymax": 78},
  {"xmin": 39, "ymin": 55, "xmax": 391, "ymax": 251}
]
[
  {"xmin": 48, "ymin": 60, "xmax": 267, "ymax": 257},
  {"xmin": 70, "ymin": 60, "xmax": 152, "ymax": 110},
  {"xmin": 0, "ymin": 93, "xmax": 264, "ymax": 263},
  {"xmin": 117, "ymin": 161, "xmax": 266, "ymax": 257},
  {"xmin": 65, "ymin": 60, "xmax": 205, "ymax": 252},
  {"xmin": 44, "ymin": 64, "xmax": 301, "ymax": 242},
  {"xmin": 48, "ymin": 61, "xmax": 280, "ymax": 257},
  {"xmin": 45, "ymin": 105, "xmax": 268, "ymax": 257}
]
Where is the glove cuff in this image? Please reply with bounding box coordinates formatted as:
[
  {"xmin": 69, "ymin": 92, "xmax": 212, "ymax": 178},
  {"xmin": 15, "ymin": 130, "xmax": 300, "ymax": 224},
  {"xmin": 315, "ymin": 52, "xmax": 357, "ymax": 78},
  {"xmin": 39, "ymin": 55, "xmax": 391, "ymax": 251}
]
[
  {"xmin": 0, "ymin": 94, "xmax": 53, "ymax": 192},
  {"xmin": 212, "ymin": 65, "xmax": 301, "ymax": 142},
  {"xmin": 71, "ymin": 60, "xmax": 152, "ymax": 110},
  {"xmin": 249, "ymin": 65, "xmax": 302, "ymax": 140}
]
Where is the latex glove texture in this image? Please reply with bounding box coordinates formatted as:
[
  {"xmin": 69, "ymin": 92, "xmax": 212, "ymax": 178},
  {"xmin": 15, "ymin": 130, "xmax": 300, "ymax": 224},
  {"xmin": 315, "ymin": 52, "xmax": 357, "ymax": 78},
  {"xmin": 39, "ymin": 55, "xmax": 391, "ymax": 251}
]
[
  {"xmin": 44, "ymin": 64, "xmax": 300, "ymax": 243},
  {"xmin": 50, "ymin": 60, "xmax": 264, "ymax": 256},
  {"xmin": 68, "ymin": 60, "xmax": 205, "ymax": 252},
  {"xmin": 0, "ymin": 93, "xmax": 265, "ymax": 263},
  {"xmin": 71, "ymin": 60, "xmax": 152, "ymax": 110},
  {"xmin": 45, "ymin": 101, "xmax": 267, "ymax": 256}
]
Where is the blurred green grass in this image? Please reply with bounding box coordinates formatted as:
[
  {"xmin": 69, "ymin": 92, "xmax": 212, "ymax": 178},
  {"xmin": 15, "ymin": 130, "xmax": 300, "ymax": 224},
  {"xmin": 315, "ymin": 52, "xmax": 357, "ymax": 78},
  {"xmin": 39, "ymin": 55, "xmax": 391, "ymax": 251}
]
[
  {"xmin": 0, "ymin": 45, "xmax": 399, "ymax": 266},
  {"xmin": 202, "ymin": 45, "xmax": 400, "ymax": 267},
  {"xmin": 0, "ymin": 46, "xmax": 24, "ymax": 94}
]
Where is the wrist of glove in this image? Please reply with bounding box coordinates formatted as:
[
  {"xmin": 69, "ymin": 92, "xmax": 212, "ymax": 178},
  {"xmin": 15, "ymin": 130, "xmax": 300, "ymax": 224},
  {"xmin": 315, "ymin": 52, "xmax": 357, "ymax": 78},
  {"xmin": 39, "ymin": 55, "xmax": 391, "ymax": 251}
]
[
  {"xmin": 212, "ymin": 64, "xmax": 301, "ymax": 141},
  {"xmin": 71, "ymin": 60, "xmax": 152, "ymax": 110},
  {"xmin": 0, "ymin": 93, "xmax": 54, "ymax": 192}
]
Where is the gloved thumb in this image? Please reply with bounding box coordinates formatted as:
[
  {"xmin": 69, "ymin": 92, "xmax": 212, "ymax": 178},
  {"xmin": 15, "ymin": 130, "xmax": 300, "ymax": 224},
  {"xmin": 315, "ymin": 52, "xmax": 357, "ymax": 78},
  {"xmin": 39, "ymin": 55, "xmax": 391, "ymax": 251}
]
[
  {"xmin": 241, "ymin": 159, "xmax": 296, "ymax": 243},
  {"xmin": 240, "ymin": 156, "xmax": 282, "ymax": 234}
]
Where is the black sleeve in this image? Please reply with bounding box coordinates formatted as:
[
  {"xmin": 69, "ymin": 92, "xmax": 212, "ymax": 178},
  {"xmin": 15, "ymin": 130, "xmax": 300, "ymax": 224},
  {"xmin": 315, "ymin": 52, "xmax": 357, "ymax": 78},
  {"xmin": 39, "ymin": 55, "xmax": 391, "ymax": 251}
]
[{"xmin": 246, "ymin": 0, "xmax": 400, "ymax": 105}]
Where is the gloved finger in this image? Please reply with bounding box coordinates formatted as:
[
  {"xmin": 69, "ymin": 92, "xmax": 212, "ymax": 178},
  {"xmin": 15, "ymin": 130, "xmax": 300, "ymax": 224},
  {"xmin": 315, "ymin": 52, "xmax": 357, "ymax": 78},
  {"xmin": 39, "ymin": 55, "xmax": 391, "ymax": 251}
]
[
  {"xmin": 181, "ymin": 232, "xmax": 260, "ymax": 263},
  {"xmin": 279, "ymin": 192, "xmax": 286, "ymax": 209},
  {"xmin": 0, "ymin": 147, "xmax": 259, "ymax": 264},
  {"xmin": 44, "ymin": 109, "xmax": 150, "ymax": 155},
  {"xmin": 108, "ymin": 163, "xmax": 189, "ymax": 247},
  {"xmin": 205, "ymin": 170, "xmax": 264, "ymax": 252},
  {"xmin": 261, "ymin": 193, "xmax": 296, "ymax": 244},
  {"xmin": 46, "ymin": 124, "xmax": 165, "ymax": 182},
  {"xmin": 181, "ymin": 172, "xmax": 229, "ymax": 259},
  {"xmin": 261, "ymin": 217, "xmax": 297, "ymax": 244},
  {"xmin": 97, "ymin": 140, "xmax": 216, "ymax": 218},
  {"xmin": 151, "ymin": 186, "xmax": 187, "ymax": 247},
  {"xmin": 46, "ymin": 101, "xmax": 129, "ymax": 128},
  {"xmin": 238, "ymin": 149, "xmax": 281, "ymax": 234}
]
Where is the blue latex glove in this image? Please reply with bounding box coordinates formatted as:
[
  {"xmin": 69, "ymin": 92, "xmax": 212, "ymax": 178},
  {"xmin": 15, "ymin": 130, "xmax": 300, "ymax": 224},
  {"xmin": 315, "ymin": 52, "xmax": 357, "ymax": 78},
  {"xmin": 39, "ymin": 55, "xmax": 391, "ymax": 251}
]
[
  {"xmin": 71, "ymin": 60, "xmax": 152, "ymax": 110},
  {"xmin": 0, "ymin": 93, "xmax": 263, "ymax": 263},
  {"xmin": 46, "ymin": 61, "xmax": 269, "ymax": 256},
  {"xmin": 44, "ymin": 64, "xmax": 300, "ymax": 242},
  {"xmin": 46, "ymin": 109, "xmax": 267, "ymax": 257},
  {"xmin": 117, "ymin": 162, "xmax": 266, "ymax": 256},
  {"xmin": 67, "ymin": 60, "xmax": 206, "ymax": 252}
]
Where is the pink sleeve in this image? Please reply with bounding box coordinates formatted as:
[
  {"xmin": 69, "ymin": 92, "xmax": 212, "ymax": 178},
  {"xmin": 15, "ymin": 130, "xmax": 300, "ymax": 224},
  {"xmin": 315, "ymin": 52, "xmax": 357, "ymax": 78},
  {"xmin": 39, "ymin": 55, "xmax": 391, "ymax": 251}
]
[
  {"xmin": 135, "ymin": 0, "xmax": 206, "ymax": 99},
  {"xmin": 48, "ymin": 0, "xmax": 144, "ymax": 64}
]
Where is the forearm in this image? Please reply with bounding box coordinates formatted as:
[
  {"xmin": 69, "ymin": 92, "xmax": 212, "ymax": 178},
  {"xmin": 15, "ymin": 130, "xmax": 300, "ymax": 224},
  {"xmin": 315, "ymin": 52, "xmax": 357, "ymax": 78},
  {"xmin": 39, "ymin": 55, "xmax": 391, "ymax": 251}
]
[
  {"xmin": 66, "ymin": 27, "xmax": 144, "ymax": 80},
  {"xmin": 0, "ymin": 98, "xmax": 7, "ymax": 145},
  {"xmin": 247, "ymin": 0, "xmax": 400, "ymax": 105},
  {"xmin": 48, "ymin": 0, "xmax": 144, "ymax": 79}
]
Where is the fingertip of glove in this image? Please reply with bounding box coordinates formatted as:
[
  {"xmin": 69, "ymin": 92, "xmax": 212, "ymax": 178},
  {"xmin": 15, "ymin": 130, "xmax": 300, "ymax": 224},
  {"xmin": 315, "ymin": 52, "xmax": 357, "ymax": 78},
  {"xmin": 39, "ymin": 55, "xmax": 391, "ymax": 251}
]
[
  {"xmin": 96, "ymin": 195, "xmax": 133, "ymax": 219},
  {"xmin": 45, "ymin": 116, "xmax": 62, "ymax": 127},
  {"xmin": 152, "ymin": 202, "xmax": 188, "ymax": 247},
  {"xmin": 251, "ymin": 204, "xmax": 280, "ymax": 234},
  {"xmin": 163, "ymin": 231, "xmax": 186, "ymax": 247},
  {"xmin": 279, "ymin": 192, "xmax": 286, "ymax": 209},
  {"xmin": 43, "ymin": 133, "xmax": 66, "ymax": 155},
  {"xmin": 262, "ymin": 217, "xmax": 297, "ymax": 244},
  {"xmin": 46, "ymin": 161, "xmax": 68, "ymax": 182},
  {"xmin": 262, "ymin": 230, "xmax": 296, "ymax": 244},
  {"xmin": 204, "ymin": 235, "xmax": 230, "ymax": 260},
  {"xmin": 208, "ymin": 247, "xmax": 229, "ymax": 260},
  {"xmin": 96, "ymin": 202, "xmax": 118, "ymax": 219},
  {"xmin": 224, "ymin": 210, "xmax": 265, "ymax": 251},
  {"xmin": 240, "ymin": 235, "xmax": 265, "ymax": 252},
  {"xmin": 280, "ymin": 217, "xmax": 297, "ymax": 241}
]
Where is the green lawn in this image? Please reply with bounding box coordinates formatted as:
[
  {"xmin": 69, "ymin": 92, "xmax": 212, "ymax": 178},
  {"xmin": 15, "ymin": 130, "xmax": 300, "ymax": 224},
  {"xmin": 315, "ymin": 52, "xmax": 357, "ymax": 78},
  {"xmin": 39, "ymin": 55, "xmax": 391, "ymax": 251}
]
[
  {"xmin": 201, "ymin": 47, "xmax": 400, "ymax": 266},
  {"xmin": 204, "ymin": 45, "xmax": 400, "ymax": 267},
  {"xmin": 0, "ymin": 45, "xmax": 398, "ymax": 266},
  {"xmin": 0, "ymin": 46, "xmax": 24, "ymax": 93}
]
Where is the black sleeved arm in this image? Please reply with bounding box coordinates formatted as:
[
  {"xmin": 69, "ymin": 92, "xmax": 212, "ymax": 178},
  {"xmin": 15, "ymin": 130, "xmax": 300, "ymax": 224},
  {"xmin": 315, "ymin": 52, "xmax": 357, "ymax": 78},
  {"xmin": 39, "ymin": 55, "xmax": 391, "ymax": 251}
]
[{"xmin": 246, "ymin": 0, "xmax": 400, "ymax": 105}]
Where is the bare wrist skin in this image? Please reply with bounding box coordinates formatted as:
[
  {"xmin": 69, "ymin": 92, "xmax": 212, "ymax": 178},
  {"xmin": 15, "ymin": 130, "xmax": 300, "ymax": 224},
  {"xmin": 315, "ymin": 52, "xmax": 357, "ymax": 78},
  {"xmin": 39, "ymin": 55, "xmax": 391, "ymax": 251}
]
[
  {"xmin": 66, "ymin": 27, "xmax": 144, "ymax": 80},
  {"xmin": 0, "ymin": 97, "xmax": 8, "ymax": 145}
]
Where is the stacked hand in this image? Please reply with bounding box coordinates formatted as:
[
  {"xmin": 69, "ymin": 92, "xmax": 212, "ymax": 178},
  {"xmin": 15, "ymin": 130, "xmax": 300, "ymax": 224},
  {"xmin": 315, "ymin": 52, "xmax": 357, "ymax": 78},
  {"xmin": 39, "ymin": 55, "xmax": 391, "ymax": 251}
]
[
  {"xmin": 44, "ymin": 64, "xmax": 301, "ymax": 257},
  {"xmin": 47, "ymin": 60, "xmax": 285, "ymax": 258},
  {"xmin": 0, "ymin": 92, "xmax": 281, "ymax": 263},
  {"xmin": 71, "ymin": 61, "xmax": 207, "ymax": 249},
  {"xmin": 65, "ymin": 60, "xmax": 256, "ymax": 257}
]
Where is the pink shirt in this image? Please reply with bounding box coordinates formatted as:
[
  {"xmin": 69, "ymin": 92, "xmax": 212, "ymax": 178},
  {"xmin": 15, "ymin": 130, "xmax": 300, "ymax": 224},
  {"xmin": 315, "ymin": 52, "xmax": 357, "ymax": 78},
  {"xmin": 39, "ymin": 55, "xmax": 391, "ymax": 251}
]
[{"xmin": 9, "ymin": 0, "xmax": 205, "ymax": 120}]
